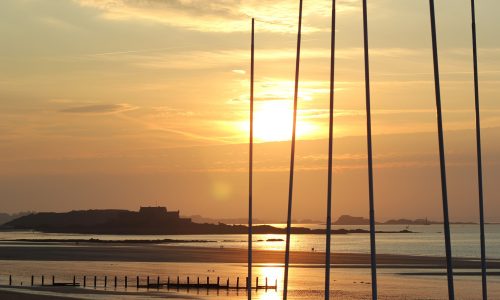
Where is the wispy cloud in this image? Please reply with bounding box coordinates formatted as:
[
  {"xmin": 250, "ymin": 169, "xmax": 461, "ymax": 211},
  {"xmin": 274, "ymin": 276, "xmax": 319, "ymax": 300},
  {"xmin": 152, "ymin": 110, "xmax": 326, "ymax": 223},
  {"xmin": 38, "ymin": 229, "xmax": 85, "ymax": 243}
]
[
  {"xmin": 75, "ymin": 0, "xmax": 360, "ymax": 33},
  {"xmin": 59, "ymin": 103, "xmax": 137, "ymax": 114},
  {"xmin": 62, "ymin": 47, "xmax": 426, "ymax": 72},
  {"xmin": 39, "ymin": 17, "xmax": 81, "ymax": 31}
]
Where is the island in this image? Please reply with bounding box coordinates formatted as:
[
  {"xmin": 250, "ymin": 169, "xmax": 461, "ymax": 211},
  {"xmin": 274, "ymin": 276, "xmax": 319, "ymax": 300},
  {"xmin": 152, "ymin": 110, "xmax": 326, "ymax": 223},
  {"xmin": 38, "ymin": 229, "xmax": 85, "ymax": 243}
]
[{"xmin": 2, "ymin": 206, "xmax": 413, "ymax": 235}]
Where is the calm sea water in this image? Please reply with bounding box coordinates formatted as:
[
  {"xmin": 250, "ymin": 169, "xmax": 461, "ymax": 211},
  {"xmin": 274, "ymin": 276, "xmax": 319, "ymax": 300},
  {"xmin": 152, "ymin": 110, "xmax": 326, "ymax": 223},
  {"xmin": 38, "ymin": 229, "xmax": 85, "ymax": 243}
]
[
  {"xmin": 1, "ymin": 224, "xmax": 499, "ymax": 299},
  {"xmin": 1, "ymin": 224, "xmax": 499, "ymax": 259}
]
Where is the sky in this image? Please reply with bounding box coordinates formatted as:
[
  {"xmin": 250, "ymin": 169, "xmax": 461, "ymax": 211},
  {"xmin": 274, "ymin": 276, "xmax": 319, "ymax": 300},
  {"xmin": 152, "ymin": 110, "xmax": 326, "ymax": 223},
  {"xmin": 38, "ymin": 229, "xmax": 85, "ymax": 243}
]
[{"xmin": 0, "ymin": 0, "xmax": 500, "ymax": 222}]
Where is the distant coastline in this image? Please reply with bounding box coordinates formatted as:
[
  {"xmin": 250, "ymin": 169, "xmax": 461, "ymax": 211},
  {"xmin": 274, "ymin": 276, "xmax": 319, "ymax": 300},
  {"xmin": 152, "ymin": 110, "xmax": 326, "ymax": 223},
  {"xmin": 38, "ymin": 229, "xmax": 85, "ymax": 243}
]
[
  {"xmin": 333, "ymin": 215, "xmax": 477, "ymax": 225},
  {"xmin": 2, "ymin": 206, "xmax": 415, "ymax": 235}
]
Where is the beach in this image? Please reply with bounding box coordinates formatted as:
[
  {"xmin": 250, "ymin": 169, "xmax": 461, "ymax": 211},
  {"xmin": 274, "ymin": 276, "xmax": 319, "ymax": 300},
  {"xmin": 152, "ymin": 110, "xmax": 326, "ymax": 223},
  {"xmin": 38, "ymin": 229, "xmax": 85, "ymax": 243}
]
[
  {"xmin": 1, "ymin": 241, "xmax": 500, "ymax": 299},
  {"xmin": 0, "ymin": 242, "xmax": 498, "ymax": 268}
]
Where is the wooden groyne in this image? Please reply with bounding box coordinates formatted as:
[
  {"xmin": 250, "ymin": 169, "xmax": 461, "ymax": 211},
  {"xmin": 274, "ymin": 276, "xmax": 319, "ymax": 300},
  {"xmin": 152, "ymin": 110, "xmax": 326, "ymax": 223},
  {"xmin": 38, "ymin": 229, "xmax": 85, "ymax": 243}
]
[{"xmin": 5, "ymin": 274, "xmax": 278, "ymax": 291}]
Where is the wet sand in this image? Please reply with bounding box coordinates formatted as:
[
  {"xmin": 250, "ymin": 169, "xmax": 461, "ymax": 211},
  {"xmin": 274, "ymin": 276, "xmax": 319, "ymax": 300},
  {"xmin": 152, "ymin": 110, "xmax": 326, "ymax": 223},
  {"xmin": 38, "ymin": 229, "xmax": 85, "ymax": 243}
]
[
  {"xmin": 2, "ymin": 242, "xmax": 499, "ymax": 299},
  {"xmin": 0, "ymin": 286, "xmax": 197, "ymax": 299},
  {"xmin": 0, "ymin": 242, "xmax": 497, "ymax": 268},
  {"xmin": 0, "ymin": 289, "xmax": 73, "ymax": 300}
]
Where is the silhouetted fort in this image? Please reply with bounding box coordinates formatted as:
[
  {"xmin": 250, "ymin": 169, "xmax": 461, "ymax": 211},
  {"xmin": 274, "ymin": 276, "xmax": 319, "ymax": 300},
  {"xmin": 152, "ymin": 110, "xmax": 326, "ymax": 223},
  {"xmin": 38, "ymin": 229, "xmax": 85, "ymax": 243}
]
[
  {"xmin": 4, "ymin": 206, "xmax": 418, "ymax": 235},
  {"xmin": 5, "ymin": 206, "xmax": 197, "ymax": 234},
  {"xmin": 138, "ymin": 206, "xmax": 186, "ymax": 220}
]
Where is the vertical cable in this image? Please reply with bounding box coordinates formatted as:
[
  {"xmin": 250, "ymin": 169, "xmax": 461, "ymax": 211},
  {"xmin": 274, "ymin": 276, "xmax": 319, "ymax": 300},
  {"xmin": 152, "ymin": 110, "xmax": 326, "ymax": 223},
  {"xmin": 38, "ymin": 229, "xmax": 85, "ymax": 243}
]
[
  {"xmin": 362, "ymin": 0, "xmax": 377, "ymax": 298},
  {"xmin": 324, "ymin": 0, "xmax": 336, "ymax": 299},
  {"xmin": 429, "ymin": 1, "xmax": 455, "ymax": 298},
  {"xmin": 470, "ymin": 1, "xmax": 487, "ymax": 299},
  {"xmin": 283, "ymin": 1, "xmax": 303, "ymax": 299}
]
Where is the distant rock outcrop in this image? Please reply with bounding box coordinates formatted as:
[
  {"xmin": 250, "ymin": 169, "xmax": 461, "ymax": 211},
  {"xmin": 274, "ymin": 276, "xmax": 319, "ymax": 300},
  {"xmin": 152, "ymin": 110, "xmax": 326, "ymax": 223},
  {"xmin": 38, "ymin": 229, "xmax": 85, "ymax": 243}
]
[
  {"xmin": 2, "ymin": 207, "xmax": 414, "ymax": 235},
  {"xmin": 0, "ymin": 212, "xmax": 32, "ymax": 226},
  {"xmin": 333, "ymin": 215, "xmax": 437, "ymax": 225},
  {"xmin": 384, "ymin": 218, "xmax": 435, "ymax": 225},
  {"xmin": 333, "ymin": 215, "xmax": 373, "ymax": 225}
]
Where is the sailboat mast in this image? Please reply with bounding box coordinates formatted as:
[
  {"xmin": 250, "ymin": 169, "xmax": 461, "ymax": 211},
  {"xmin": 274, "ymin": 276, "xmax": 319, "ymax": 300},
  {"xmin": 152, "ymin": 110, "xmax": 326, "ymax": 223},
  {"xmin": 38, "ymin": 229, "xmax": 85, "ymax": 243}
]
[
  {"xmin": 324, "ymin": 0, "xmax": 336, "ymax": 299},
  {"xmin": 428, "ymin": 1, "xmax": 455, "ymax": 298},
  {"xmin": 283, "ymin": 0, "xmax": 303, "ymax": 299},
  {"xmin": 362, "ymin": 0, "xmax": 378, "ymax": 299},
  {"xmin": 470, "ymin": 1, "xmax": 487, "ymax": 299},
  {"xmin": 247, "ymin": 17, "xmax": 255, "ymax": 300}
]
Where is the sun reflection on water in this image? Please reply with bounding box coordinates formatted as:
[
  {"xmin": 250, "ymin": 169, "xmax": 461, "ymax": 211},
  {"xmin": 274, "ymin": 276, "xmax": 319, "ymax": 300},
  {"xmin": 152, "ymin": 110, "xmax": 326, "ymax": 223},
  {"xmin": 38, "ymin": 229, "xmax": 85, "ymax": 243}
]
[
  {"xmin": 256, "ymin": 291, "xmax": 280, "ymax": 300},
  {"xmin": 253, "ymin": 264, "xmax": 282, "ymax": 300}
]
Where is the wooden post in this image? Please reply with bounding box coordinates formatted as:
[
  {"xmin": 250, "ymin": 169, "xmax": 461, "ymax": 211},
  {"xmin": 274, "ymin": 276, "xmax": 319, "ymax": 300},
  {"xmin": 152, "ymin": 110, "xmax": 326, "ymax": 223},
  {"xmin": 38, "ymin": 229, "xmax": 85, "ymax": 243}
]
[
  {"xmin": 147, "ymin": 276, "xmax": 150, "ymax": 289},
  {"xmin": 73, "ymin": 276, "xmax": 76, "ymax": 286},
  {"xmin": 136, "ymin": 276, "xmax": 139, "ymax": 289},
  {"xmin": 197, "ymin": 277, "xmax": 200, "ymax": 288},
  {"xmin": 167, "ymin": 276, "xmax": 170, "ymax": 286},
  {"xmin": 206, "ymin": 276, "xmax": 209, "ymax": 287},
  {"xmin": 94, "ymin": 276, "xmax": 97, "ymax": 288},
  {"xmin": 114, "ymin": 276, "xmax": 117, "ymax": 288},
  {"xmin": 177, "ymin": 276, "xmax": 179, "ymax": 286},
  {"xmin": 237, "ymin": 277, "xmax": 239, "ymax": 289},
  {"xmin": 246, "ymin": 277, "xmax": 248, "ymax": 289},
  {"xmin": 52, "ymin": 275, "xmax": 55, "ymax": 285},
  {"xmin": 265, "ymin": 277, "xmax": 268, "ymax": 291},
  {"xmin": 83, "ymin": 276, "xmax": 86, "ymax": 287},
  {"xmin": 42, "ymin": 275, "xmax": 44, "ymax": 286},
  {"xmin": 256, "ymin": 277, "xmax": 258, "ymax": 291},
  {"xmin": 157, "ymin": 276, "xmax": 160, "ymax": 289},
  {"xmin": 275, "ymin": 279, "xmax": 278, "ymax": 290},
  {"xmin": 31, "ymin": 275, "xmax": 34, "ymax": 286},
  {"xmin": 227, "ymin": 278, "xmax": 229, "ymax": 289},
  {"xmin": 217, "ymin": 277, "xmax": 220, "ymax": 289},
  {"xmin": 125, "ymin": 276, "xmax": 128, "ymax": 288},
  {"xmin": 187, "ymin": 276, "xmax": 190, "ymax": 286},
  {"xmin": 104, "ymin": 276, "xmax": 107, "ymax": 288},
  {"xmin": 9, "ymin": 275, "xmax": 12, "ymax": 286}
]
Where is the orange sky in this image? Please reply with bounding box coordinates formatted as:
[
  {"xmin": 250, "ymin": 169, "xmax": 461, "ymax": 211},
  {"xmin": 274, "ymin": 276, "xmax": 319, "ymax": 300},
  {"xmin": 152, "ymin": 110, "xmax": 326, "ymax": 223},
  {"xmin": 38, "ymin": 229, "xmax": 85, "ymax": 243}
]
[{"xmin": 1, "ymin": 0, "xmax": 500, "ymax": 222}]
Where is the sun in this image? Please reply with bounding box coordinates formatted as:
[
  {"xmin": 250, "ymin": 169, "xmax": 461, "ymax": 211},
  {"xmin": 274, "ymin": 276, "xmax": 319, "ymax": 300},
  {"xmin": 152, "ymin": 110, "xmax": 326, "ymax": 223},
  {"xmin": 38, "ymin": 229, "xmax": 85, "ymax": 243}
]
[
  {"xmin": 249, "ymin": 100, "xmax": 315, "ymax": 142},
  {"xmin": 254, "ymin": 101, "xmax": 293, "ymax": 142}
]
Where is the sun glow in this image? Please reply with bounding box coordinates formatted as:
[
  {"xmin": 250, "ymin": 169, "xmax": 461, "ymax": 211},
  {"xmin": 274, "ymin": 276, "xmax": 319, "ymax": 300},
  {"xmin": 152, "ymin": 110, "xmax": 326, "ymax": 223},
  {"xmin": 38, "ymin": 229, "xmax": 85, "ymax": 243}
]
[{"xmin": 245, "ymin": 100, "xmax": 315, "ymax": 142}]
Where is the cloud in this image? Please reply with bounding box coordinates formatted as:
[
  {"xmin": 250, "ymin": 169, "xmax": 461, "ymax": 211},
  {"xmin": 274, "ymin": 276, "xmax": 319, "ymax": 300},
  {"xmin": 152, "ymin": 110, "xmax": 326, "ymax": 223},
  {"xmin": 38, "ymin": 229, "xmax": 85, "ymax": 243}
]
[
  {"xmin": 39, "ymin": 17, "xmax": 80, "ymax": 31},
  {"xmin": 49, "ymin": 99, "xmax": 75, "ymax": 104},
  {"xmin": 75, "ymin": 0, "xmax": 360, "ymax": 33},
  {"xmin": 59, "ymin": 104, "xmax": 137, "ymax": 114},
  {"xmin": 70, "ymin": 47, "xmax": 426, "ymax": 72},
  {"xmin": 232, "ymin": 69, "xmax": 246, "ymax": 75},
  {"xmin": 151, "ymin": 106, "xmax": 196, "ymax": 117}
]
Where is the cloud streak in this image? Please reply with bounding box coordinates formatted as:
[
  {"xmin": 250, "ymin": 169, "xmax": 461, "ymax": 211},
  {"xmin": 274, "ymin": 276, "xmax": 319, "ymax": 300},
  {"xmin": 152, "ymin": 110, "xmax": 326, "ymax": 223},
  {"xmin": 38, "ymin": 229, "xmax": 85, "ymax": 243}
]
[
  {"xmin": 59, "ymin": 104, "xmax": 137, "ymax": 114},
  {"xmin": 75, "ymin": 0, "xmax": 359, "ymax": 33}
]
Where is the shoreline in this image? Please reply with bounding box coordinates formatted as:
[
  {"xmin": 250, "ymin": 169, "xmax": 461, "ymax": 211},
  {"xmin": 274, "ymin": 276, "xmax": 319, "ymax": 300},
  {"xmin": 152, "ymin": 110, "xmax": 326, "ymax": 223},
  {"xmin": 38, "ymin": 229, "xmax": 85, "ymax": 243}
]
[
  {"xmin": 0, "ymin": 228, "xmax": 415, "ymax": 235},
  {"xmin": 1, "ymin": 243, "xmax": 498, "ymax": 268}
]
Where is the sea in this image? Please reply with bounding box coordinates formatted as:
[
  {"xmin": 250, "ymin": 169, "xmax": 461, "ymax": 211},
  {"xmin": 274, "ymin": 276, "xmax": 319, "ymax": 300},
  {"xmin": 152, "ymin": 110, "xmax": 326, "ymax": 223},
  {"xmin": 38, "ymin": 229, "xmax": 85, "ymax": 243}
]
[
  {"xmin": 1, "ymin": 224, "xmax": 499, "ymax": 258},
  {"xmin": 0, "ymin": 224, "xmax": 499, "ymax": 299}
]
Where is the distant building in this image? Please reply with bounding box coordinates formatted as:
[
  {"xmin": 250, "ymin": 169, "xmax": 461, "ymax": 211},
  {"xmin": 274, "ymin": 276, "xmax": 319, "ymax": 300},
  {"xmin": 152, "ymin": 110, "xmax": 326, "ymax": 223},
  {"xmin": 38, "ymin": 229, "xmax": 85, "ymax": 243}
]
[
  {"xmin": 139, "ymin": 206, "xmax": 190, "ymax": 222},
  {"xmin": 139, "ymin": 206, "xmax": 167, "ymax": 216}
]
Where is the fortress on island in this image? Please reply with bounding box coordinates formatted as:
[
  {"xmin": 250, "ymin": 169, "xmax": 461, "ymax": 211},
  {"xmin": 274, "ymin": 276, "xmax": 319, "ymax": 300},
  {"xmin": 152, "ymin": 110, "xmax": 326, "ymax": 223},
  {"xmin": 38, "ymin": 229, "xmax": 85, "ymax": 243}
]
[
  {"xmin": 3, "ymin": 206, "xmax": 417, "ymax": 235},
  {"xmin": 138, "ymin": 206, "xmax": 191, "ymax": 222},
  {"xmin": 5, "ymin": 206, "xmax": 197, "ymax": 234}
]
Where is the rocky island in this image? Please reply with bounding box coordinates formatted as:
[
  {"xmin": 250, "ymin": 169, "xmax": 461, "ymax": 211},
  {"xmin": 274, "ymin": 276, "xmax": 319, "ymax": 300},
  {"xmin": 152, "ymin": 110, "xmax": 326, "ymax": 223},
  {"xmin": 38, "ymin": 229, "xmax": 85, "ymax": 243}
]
[{"xmin": 3, "ymin": 206, "xmax": 413, "ymax": 235}]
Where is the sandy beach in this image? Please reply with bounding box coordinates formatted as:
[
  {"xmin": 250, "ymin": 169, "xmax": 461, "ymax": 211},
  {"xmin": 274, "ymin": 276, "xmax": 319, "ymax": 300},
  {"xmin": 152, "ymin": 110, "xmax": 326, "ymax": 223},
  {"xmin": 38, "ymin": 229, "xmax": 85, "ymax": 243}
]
[
  {"xmin": 0, "ymin": 286, "xmax": 198, "ymax": 300},
  {"xmin": 0, "ymin": 288, "xmax": 73, "ymax": 300},
  {"xmin": 0, "ymin": 242, "xmax": 498, "ymax": 268},
  {"xmin": 1, "ymin": 242, "xmax": 499, "ymax": 299}
]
